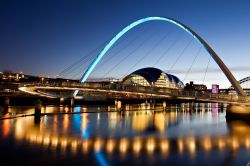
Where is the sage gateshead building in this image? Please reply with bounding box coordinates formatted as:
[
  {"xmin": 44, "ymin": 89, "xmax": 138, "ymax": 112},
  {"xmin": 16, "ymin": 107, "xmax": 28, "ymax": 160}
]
[{"xmin": 121, "ymin": 67, "xmax": 184, "ymax": 89}]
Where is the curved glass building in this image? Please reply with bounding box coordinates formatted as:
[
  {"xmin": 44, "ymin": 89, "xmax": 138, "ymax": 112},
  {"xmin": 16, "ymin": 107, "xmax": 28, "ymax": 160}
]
[{"xmin": 122, "ymin": 67, "xmax": 184, "ymax": 89}]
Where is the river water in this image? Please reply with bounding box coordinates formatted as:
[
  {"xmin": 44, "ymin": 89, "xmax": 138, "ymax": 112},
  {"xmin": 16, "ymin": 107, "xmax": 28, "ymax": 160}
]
[{"xmin": 0, "ymin": 103, "xmax": 249, "ymax": 165}]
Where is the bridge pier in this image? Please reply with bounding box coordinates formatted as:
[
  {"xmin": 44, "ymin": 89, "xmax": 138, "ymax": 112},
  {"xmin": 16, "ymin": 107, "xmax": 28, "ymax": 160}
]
[
  {"xmin": 191, "ymin": 101, "xmax": 195, "ymax": 111},
  {"xmin": 4, "ymin": 97, "xmax": 9, "ymax": 113},
  {"xmin": 34, "ymin": 99, "xmax": 42, "ymax": 119},
  {"xmin": 60, "ymin": 98, "xmax": 64, "ymax": 106},
  {"xmin": 163, "ymin": 101, "xmax": 166, "ymax": 111},
  {"xmin": 115, "ymin": 100, "xmax": 122, "ymax": 111},
  {"xmin": 226, "ymin": 104, "xmax": 250, "ymax": 120},
  {"xmin": 70, "ymin": 98, "xmax": 74, "ymax": 107},
  {"xmin": 34, "ymin": 100, "xmax": 41, "ymax": 125},
  {"xmin": 150, "ymin": 99, "xmax": 155, "ymax": 110},
  {"xmin": 145, "ymin": 99, "xmax": 151, "ymax": 108}
]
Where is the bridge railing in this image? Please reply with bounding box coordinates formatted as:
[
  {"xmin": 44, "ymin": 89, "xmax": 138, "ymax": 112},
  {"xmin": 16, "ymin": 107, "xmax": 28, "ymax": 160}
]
[{"xmin": 19, "ymin": 82, "xmax": 250, "ymax": 103}]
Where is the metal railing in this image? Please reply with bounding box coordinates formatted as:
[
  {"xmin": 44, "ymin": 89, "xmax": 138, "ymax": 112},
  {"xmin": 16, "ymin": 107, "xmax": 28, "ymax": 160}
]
[{"xmin": 19, "ymin": 82, "xmax": 250, "ymax": 103}]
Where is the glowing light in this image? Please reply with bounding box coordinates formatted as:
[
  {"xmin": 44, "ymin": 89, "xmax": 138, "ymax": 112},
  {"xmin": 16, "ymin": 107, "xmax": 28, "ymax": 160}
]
[
  {"xmin": 15, "ymin": 119, "xmax": 26, "ymax": 140},
  {"xmin": 82, "ymin": 140, "xmax": 90, "ymax": 154},
  {"xmin": 30, "ymin": 134, "xmax": 37, "ymax": 143},
  {"xmin": 51, "ymin": 137, "xmax": 58, "ymax": 148},
  {"xmin": 43, "ymin": 135, "xmax": 50, "ymax": 146},
  {"xmin": 3, "ymin": 120, "xmax": 10, "ymax": 138},
  {"xmin": 65, "ymin": 107, "xmax": 69, "ymax": 112},
  {"xmin": 245, "ymin": 137, "xmax": 250, "ymax": 149},
  {"xmin": 146, "ymin": 138, "xmax": 155, "ymax": 154},
  {"xmin": 106, "ymin": 139, "xmax": 115, "ymax": 153},
  {"xmin": 61, "ymin": 138, "xmax": 68, "ymax": 151},
  {"xmin": 132, "ymin": 114, "xmax": 149, "ymax": 131},
  {"xmin": 37, "ymin": 135, "xmax": 43, "ymax": 144},
  {"xmin": 154, "ymin": 113, "xmax": 165, "ymax": 132},
  {"xmin": 119, "ymin": 138, "xmax": 129, "ymax": 154},
  {"xmin": 94, "ymin": 138, "xmax": 103, "ymax": 152},
  {"xmin": 81, "ymin": 114, "xmax": 90, "ymax": 139},
  {"xmin": 217, "ymin": 138, "xmax": 226, "ymax": 151},
  {"xmin": 53, "ymin": 116, "xmax": 58, "ymax": 132},
  {"xmin": 178, "ymin": 138, "xmax": 184, "ymax": 154},
  {"xmin": 133, "ymin": 138, "xmax": 142, "ymax": 155},
  {"xmin": 63, "ymin": 114, "xmax": 69, "ymax": 132},
  {"xmin": 71, "ymin": 140, "xmax": 78, "ymax": 154},
  {"xmin": 231, "ymin": 138, "xmax": 239, "ymax": 150},
  {"xmin": 202, "ymin": 137, "xmax": 212, "ymax": 152},
  {"xmin": 161, "ymin": 139, "xmax": 169, "ymax": 154},
  {"xmin": 187, "ymin": 137, "xmax": 196, "ymax": 157}
]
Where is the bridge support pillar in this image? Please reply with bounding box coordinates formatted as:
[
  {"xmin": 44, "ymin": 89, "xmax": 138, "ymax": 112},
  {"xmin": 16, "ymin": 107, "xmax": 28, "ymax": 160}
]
[
  {"xmin": 163, "ymin": 101, "xmax": 166, "ymax": 111},
  {"xmin": 70, "ymin": 98, "xmax": 74, "ymax": 107},
  {"xmin": 4, "ymin": 97, "xmax": 9, "ymax": 113},
  {"xmin": 34, "ymin": 99, "xmax": 42, "ymax": 117},
  {"xmin": 191, "ymin": 101, "xmax": 195, "ymax": 111},
  {"xmin": 115, "ymin": 100, "xmax": 122, "ymax": 111},
  {"xmin": 60, "ymin": 98, "xmax": 64, "ymax": 106}
]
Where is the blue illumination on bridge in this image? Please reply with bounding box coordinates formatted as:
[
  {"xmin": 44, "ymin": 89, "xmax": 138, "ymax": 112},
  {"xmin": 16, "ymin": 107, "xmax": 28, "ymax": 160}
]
[
  {"xmin": 79, "ymin": 17, "xmax": 201, "ymax": 83},
  {"xmin": 95, "ymin": 152, "xmax": 109, "ymax": 166},
  {"xmin": 73, "ymin": 107, "xmax": 90, "ymax": 139},
  {"xmin": 72, "ymin": 16, "xmax": 245, "ymax": 97},
  {"xmin": 74, "ymin": 17, "xmax": 204, "ymax": 96}
]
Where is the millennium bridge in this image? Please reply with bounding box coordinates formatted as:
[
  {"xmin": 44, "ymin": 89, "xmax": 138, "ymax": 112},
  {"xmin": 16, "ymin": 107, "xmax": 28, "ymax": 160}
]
[
  {"xmin": 19, "ymin": 82, "xmax": 249, "ymax": 105},
  {"xmin": 16, "ymin": 16, "xmax": 250, "ymax": 119}
]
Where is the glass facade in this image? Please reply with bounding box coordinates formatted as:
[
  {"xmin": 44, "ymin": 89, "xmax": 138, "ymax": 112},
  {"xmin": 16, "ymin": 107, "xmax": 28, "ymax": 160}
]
[
  {"xmin": 123, "ymin": 74, "xmax": 150, "ymax": 86},
  {"xmin": 122, "ymin": 68, "xmax": 184, "ymax": 89}
]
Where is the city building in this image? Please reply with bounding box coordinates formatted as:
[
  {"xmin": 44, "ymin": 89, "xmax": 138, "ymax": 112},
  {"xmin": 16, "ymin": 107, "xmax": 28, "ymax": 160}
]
[
  {"xmin": 184, "ymin": 81, "xmax": 207, "ymax": 91},
  {"xmin": 211, "ymin": 84, "xmax": 219, "ymax": 94}
]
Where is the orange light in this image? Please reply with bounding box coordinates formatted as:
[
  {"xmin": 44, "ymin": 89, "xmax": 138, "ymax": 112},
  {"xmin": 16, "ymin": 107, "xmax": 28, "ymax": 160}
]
[
  {"xmin": 146, "ymin": 138, "xmax": 155, "ymax": 154},
  {"xmin": 106, "ymin": 139, "xmax": 115, "ymax": 153},
  {"xmin": 161, "ymin": 139, "xmax": 169, "ymax": 154},
  {"xmin": 119, "ymin": 138, "xmax": 129, "ymax": 154}
]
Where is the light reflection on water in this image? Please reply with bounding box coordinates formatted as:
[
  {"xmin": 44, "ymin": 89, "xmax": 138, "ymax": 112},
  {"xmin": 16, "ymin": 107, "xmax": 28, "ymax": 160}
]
[{"xmin": 0, "ymin": 103, "xmax": 250, "ymax": 165}]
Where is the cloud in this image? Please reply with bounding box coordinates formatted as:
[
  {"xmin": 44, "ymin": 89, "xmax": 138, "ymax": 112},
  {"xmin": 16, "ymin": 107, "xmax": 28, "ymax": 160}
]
[{"xmin": 166, "ymin": 66, "xmax": 250, "ymax": 74}]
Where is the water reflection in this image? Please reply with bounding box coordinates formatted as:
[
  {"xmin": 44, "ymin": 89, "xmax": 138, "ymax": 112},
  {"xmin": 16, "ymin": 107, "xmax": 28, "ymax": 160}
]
[
  {"xmin": 14, "ymin": 126, "xmax": 250, "ymax": 155},
  {"xmin": 0, "ymin": 103, "xmax": 249, "ymax": 165}
]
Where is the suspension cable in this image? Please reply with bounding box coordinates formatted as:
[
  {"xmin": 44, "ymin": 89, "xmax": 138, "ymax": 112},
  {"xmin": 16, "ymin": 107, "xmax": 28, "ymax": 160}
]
[
  {"xmin": 202, "ymin": 56, "xmax": 211, "ymax": 84},
  {"xmin": 153, "ymin": 33, "xmax": 184, "ymax": 67},
  {"xmin": 167, "ymin": 39, "xmax": 193, "ymax": 73},
  {"xmin": 124, "ymin": 30, "xmax": 172, "ymax": 76},
  {"xmin": 64, "ymin": 52, "xmax": 99, "ymax": 79},
  {"xmin": 102, "ymin": 33, "xmax": 155, "ymax": 78},
  {"xmin": 57, "ymin": 39, "xmax": 109, "ymax": 78},
  {"xmin": 92, "ymin": 28, "xmax": 149, "ymax": 73},
  {"xmin": 183, "ymin": 46, "xmax": 202, "ymax": 82},
  {"xmin": 58, "ymin": 28, "xmax": 142, "ymax": 78}
]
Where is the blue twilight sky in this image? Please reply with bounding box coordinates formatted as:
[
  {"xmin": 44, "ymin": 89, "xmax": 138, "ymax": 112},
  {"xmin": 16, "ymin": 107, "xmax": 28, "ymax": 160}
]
[{"xmin": 0, "ymin": 0, "xmax": 250, "ymax": 88}]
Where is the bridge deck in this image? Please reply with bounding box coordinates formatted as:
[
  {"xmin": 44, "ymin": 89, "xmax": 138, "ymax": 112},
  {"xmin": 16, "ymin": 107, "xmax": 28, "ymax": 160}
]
[{"xmin": 18, "ymin": 83, "xmax": 250, "ymax": 105}]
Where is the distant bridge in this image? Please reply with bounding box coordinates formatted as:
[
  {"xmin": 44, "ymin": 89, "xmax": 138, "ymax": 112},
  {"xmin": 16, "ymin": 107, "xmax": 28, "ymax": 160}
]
[
  {"xmin": 228, "ymin": 76, "xmax": 250, "ymax": 96},
  {"xmin": 230, "ymin": 76, "xmax": 250, "ymax": 89}
]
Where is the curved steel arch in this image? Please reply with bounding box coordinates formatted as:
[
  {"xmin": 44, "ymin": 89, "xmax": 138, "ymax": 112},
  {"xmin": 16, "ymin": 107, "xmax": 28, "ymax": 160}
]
[{"xmin": 74, "ymin": 16, "xmax": 245, "ymax": 96}]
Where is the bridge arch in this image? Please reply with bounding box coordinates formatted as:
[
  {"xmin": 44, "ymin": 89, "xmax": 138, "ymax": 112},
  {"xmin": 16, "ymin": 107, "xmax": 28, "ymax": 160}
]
[{"xmin": 75, "ymin": 16, "xmax": 245, "ymax": 96}]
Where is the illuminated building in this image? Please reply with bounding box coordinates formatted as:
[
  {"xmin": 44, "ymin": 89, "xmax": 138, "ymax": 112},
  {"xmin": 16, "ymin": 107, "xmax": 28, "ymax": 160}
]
[
  {"xmin": 211, "ymin": 84, "xmax": 219, "ymax": 94},
  {"xmin": 122, "ymin": 67, "xmax": 184, "ymax": 89}
]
